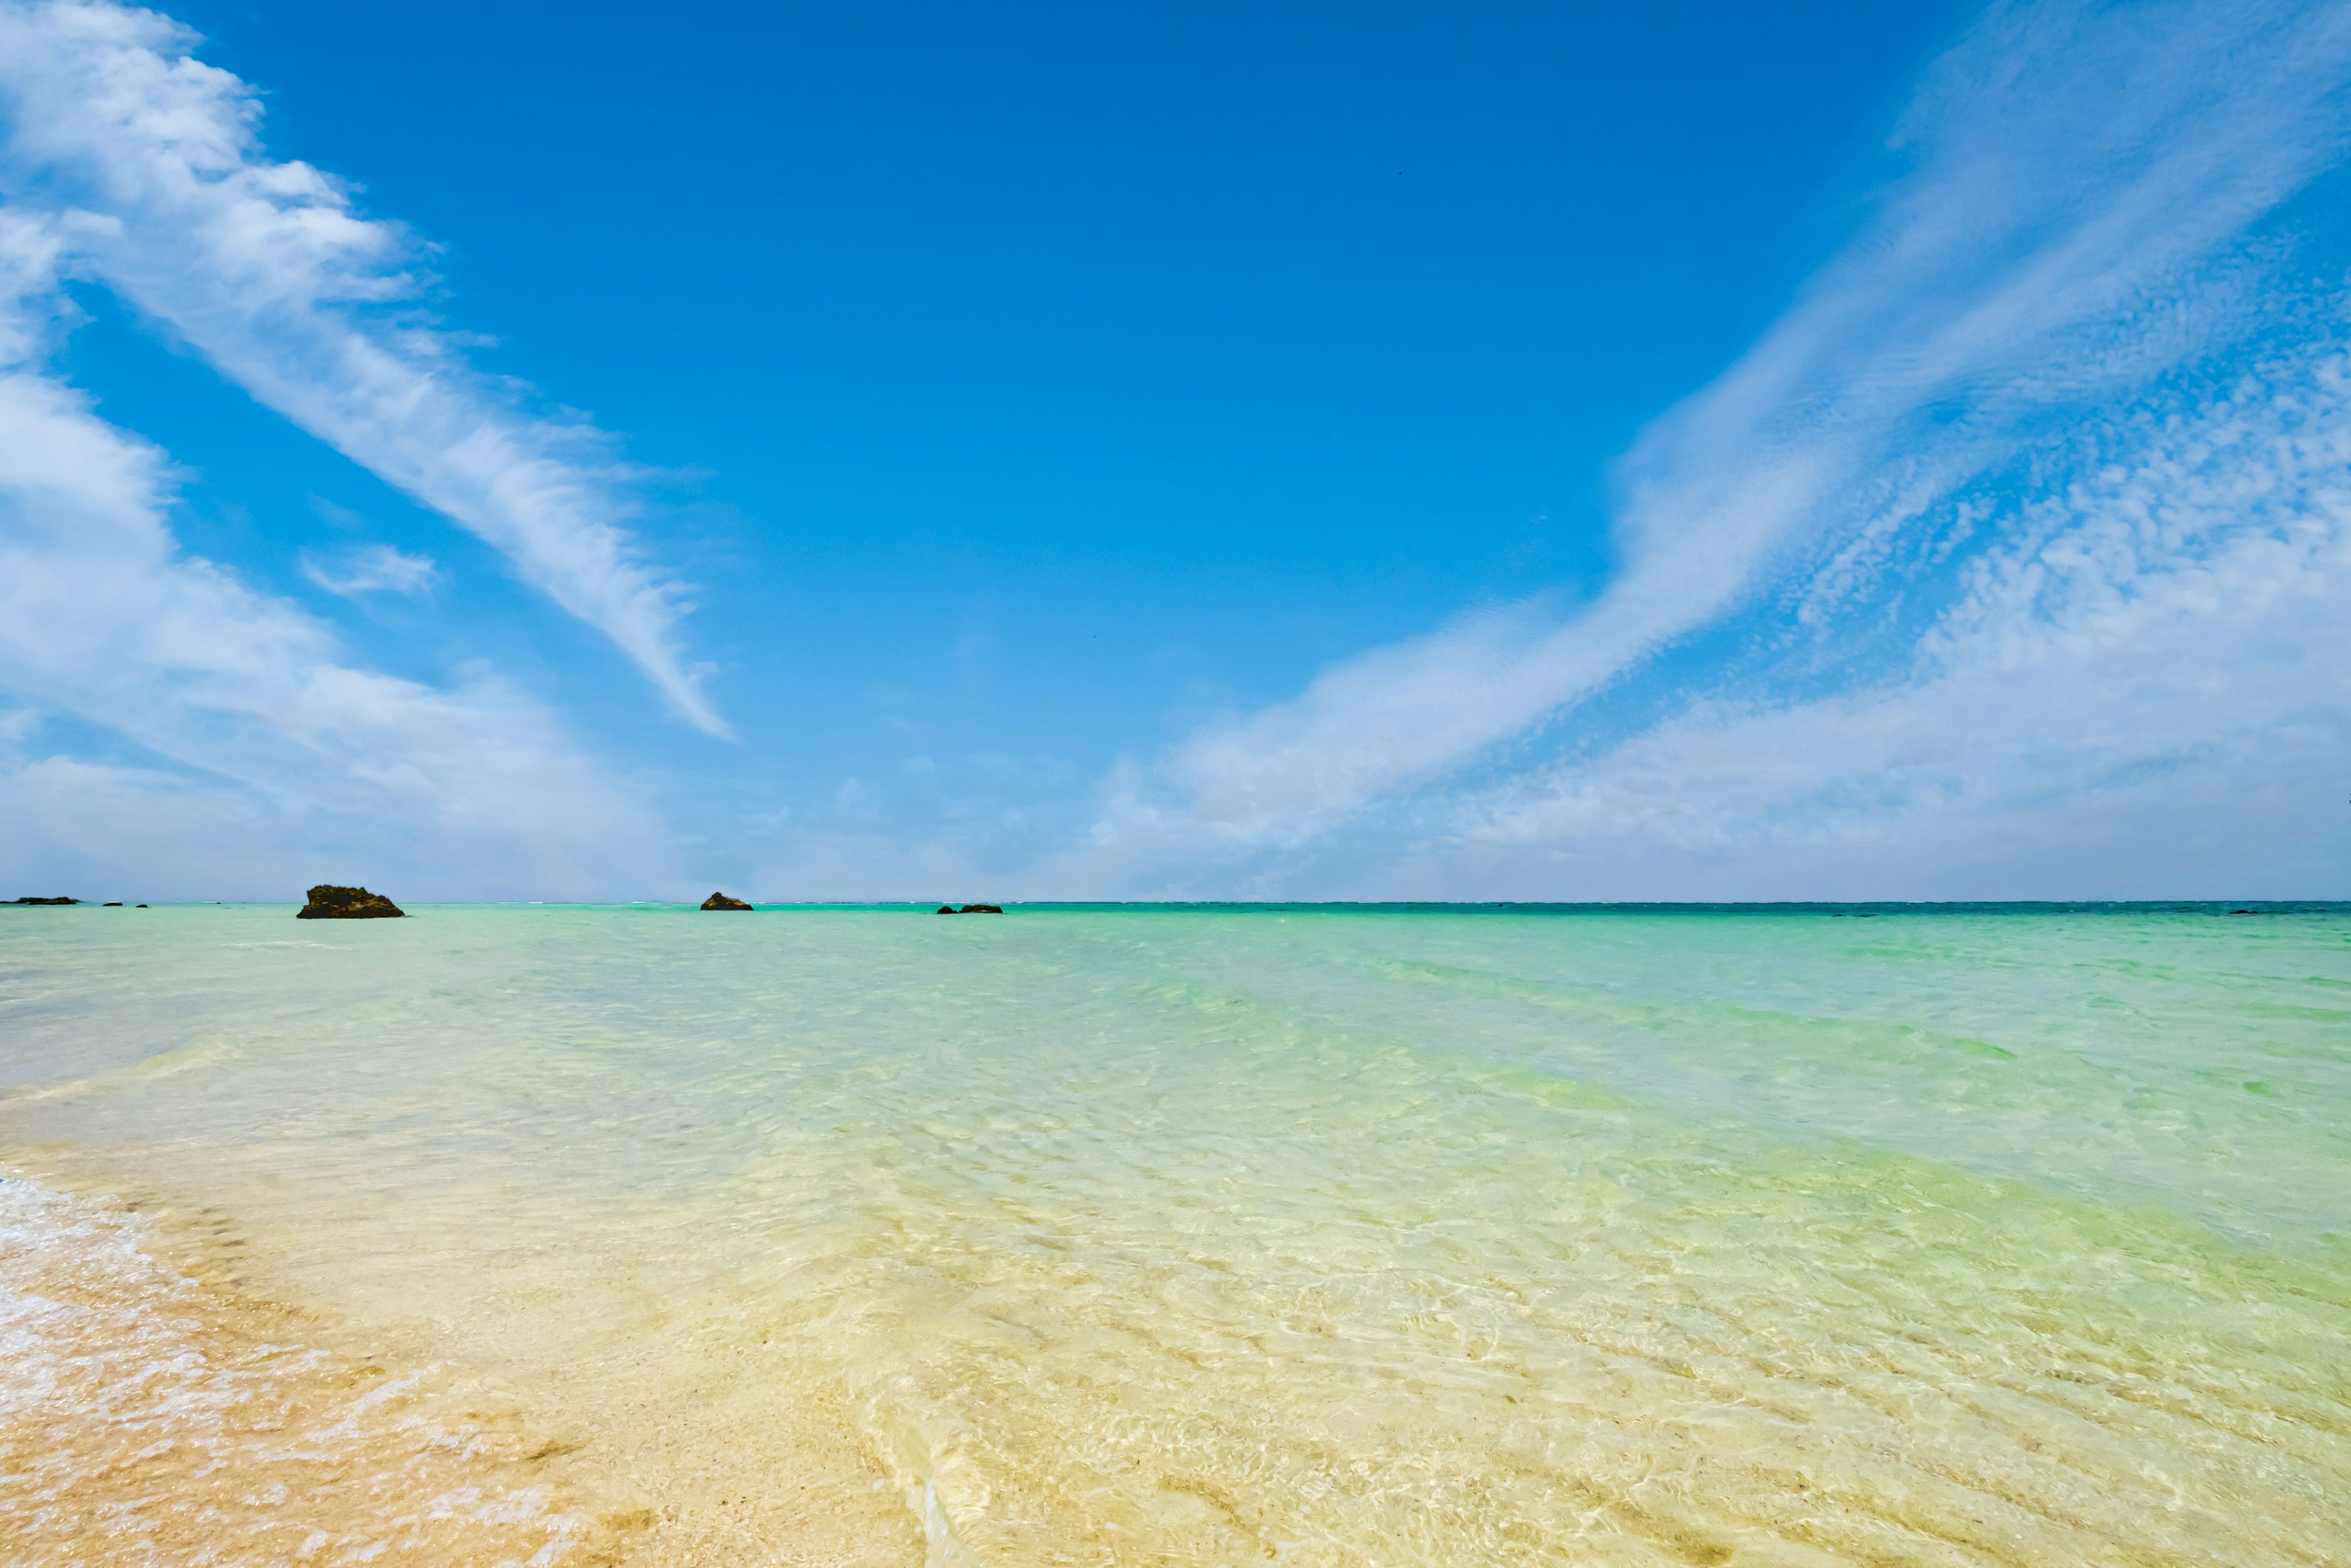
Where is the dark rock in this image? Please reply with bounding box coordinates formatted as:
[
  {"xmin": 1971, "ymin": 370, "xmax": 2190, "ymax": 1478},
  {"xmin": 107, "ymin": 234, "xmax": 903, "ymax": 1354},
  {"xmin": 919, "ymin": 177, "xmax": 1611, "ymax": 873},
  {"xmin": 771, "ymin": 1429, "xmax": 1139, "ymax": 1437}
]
[
  {"xmin": 297, "ymin": 885, "xmax": 405, "ymax": 920},
  {"xmin": 10, "ymin": 896, "xmax": 78, "ymax": 906},
  {"xmin": 936, "ymin": 904, "xmax": 959, "ymax": 914},
  {"xmin": 135, "ymin": 904, "xmax": 148, "ymax": 908},
  {"xmin": 2229, "ymin": 907, "xmax": 2257, "ymax": 915},
  {"xmin": 958, "ymin": 904, "xmax": 1004, "ymax": 915},
  {"xmin": 103, "ymin": 902, "xmax": 122, "ymax": 907},
  {"xmin": 700, "ymin": 891, "xmax": 754, "ymax": 911}
]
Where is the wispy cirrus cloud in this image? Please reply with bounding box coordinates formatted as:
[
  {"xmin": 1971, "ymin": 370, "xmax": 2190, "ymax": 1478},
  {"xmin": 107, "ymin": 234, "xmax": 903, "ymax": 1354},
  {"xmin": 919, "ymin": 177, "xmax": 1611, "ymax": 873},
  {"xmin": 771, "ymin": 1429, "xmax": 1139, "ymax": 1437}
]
[
  {"xmin": 1414, "ymin": 339, "xmax": 2351, "ymax": 898},
  {"xmin": 1072, "ymin": 0, "xmax": 2351, "ymax": 891},
  {"xmin": 0, "ymin": 0, "xmax": 726, "ymax": 734},
  {"xmin": 301, "ymin": 543, "xmax": 437, "ymax": 599},
  {"xmin": 0, "ymin": 209, "xmax": 673, "ymax": 900}
]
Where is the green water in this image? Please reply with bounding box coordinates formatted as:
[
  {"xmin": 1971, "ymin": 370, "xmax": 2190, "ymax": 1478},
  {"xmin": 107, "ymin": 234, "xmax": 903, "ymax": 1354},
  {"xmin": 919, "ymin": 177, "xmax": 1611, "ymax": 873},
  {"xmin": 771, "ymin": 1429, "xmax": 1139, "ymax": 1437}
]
[{"xmin": 2, "ymin": 904, "xmax": 2347, "ymax": 1565}]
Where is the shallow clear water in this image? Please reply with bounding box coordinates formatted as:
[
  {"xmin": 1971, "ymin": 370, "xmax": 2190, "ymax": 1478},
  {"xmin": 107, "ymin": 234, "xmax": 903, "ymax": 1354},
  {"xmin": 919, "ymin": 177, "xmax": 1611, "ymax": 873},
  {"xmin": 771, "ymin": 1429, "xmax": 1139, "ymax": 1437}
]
[{"xmin": 2, "ymin": 904, "xmax": 2347, "ymax": 1565}]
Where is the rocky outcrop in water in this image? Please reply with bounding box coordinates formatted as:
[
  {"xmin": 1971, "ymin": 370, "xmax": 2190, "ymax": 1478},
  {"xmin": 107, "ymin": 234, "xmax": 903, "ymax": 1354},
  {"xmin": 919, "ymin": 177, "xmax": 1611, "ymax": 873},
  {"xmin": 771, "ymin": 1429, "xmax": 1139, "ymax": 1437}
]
[
  {"xmin": 700, "ymin": 891, "xmax": 754, "ymax": 910},
  {"xmin": 936, "ymin": 903, "xmax": 1003, "ymax": 914},
  {"xmin": 297, "ymin": 885, "xmax": 405, "ymax": 920},
  {"xmin": 10, "ymin": 896, "xmax": 78, "ymax": 906}
]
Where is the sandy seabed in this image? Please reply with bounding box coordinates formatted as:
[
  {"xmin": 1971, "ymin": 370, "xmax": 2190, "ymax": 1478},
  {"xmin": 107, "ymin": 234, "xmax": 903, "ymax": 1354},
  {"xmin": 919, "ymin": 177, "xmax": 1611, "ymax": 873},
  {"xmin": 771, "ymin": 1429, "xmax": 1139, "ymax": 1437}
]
[{"xmin": 4, "ymin": 904, "xmax": 2348, "ymax": 1565}]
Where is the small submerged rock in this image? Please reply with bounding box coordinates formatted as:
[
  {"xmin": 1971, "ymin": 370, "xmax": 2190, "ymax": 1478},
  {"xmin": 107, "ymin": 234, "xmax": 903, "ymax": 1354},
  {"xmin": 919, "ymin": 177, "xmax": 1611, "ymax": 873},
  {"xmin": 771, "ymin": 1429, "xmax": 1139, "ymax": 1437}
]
[
  {"xmin": 297, "ymin": 885, "xmax": 405, "ymax": 920},
  {"xmin": 700, "ymin": 891, "xmax": 754, "ymax": 911}
]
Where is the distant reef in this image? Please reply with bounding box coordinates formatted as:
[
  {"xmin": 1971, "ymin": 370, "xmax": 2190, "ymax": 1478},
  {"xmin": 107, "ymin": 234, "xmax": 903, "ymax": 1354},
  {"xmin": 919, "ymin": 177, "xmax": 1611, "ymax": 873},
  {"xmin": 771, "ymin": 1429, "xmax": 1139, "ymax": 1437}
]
[
  {"xmin": 296, "ymin": 885, "xmax": 405, "ymax": 920},
  {"xmin": 936, "ymin": 904, "xmax": 1004, "ymax": 914},
  {"xmin": 10, "ymin": 895, "xmax": 78, "ymax": 906},
  {"xmin": 700, "ymin": 891, "xmax": 754, "ymax": 910}
]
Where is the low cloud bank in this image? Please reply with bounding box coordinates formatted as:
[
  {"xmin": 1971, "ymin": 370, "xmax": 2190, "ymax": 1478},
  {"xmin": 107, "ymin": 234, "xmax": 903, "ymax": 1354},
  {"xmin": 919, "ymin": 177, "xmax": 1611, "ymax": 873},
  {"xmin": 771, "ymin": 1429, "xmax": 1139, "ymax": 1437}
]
[{"xmin": 0, "ymin": 209, "xmax": 671, "ymax": 901}]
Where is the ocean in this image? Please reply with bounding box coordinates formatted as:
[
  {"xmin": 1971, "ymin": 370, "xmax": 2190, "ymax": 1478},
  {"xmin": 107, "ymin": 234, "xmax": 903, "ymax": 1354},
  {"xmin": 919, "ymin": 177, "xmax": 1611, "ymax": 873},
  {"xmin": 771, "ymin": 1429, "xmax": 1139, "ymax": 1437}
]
[{"xmin": 2, "ymin": 902, "xmax": 2345, "ymax": 1565}]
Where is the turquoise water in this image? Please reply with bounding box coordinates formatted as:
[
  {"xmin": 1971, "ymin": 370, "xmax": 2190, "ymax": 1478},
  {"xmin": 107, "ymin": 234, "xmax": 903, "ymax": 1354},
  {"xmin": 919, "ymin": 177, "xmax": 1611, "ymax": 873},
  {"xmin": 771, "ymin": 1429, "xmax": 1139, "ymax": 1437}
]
[{"xmin": 2, "ymin": 904, "xmax": 2347, "ymax": 1565}]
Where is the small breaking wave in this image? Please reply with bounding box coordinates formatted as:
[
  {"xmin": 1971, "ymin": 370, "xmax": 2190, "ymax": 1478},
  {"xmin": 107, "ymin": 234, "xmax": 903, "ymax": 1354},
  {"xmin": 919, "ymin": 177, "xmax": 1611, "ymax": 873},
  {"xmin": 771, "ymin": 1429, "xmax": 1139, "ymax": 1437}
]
[{"xmin": 0, "ymin": 1176, "xmax": 609, "ymax": 1567}]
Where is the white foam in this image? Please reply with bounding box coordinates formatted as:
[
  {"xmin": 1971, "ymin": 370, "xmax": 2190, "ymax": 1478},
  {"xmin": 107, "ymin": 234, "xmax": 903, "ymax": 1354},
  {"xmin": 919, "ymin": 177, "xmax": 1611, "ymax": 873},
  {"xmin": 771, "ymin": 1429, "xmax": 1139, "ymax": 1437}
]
[{"xmin": 0, "ymin": 1176, "xmax": 592, "ymax": 1566}]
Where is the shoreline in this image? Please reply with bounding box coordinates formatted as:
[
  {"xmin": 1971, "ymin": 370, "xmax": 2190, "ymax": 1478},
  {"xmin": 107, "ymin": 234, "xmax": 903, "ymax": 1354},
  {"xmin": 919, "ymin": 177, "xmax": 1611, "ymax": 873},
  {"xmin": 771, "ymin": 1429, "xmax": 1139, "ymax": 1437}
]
[
  {"xmin": 0, "ymin": 1168, "xmax": 621, "ymax": 1566},
  {"xmin": 1, "ymin": 1157, "xmax": 939, "ymax": 1566}
]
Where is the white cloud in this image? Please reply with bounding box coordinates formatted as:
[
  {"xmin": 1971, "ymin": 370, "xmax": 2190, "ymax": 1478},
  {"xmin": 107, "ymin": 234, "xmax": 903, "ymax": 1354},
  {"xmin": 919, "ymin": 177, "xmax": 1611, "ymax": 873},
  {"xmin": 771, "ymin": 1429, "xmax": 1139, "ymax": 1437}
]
[
  {"xmin": 308, "ymin": 494, "xmax": 367, "ymax": 530},
  {"xmin": 301, "ymin": 542, "xmax": 437, "ymax": 598},
  {"xmin": 0, "ymin": 0, "xmax": 726, "ymax": 734},
  {"xmin": 0, "ymin": 212, "xmax": 674, "ymax": 901},
  {"xmin": 1076, "ymin": 0, "xmax": 2351, "ymax": 887},
  {"xmin": 1419, "ymin": 343, "xmax": 2351, "ymax": 898}
]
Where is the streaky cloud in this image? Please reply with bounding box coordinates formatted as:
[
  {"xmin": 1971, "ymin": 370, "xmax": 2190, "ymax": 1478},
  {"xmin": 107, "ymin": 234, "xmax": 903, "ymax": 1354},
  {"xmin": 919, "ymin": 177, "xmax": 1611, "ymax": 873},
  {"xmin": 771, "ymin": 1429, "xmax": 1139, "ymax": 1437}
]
[
  {"xmin": 0, "ymin": 209, "xmax": 674, "ymax": 900},
  {"xmin": 0, "ymin": 0, "xmax": 727, "ymax": 734},
  {"xmin": 301, "ymin": 543, "xmax": 438, "ymax": 599},
  {"xmin": 1078, "ymin": 0, "xmax": 2351, "ymax": 878},
  {"xmin": 1425, "ymin": 336, "xmax": 2351, "ymax": 898}
]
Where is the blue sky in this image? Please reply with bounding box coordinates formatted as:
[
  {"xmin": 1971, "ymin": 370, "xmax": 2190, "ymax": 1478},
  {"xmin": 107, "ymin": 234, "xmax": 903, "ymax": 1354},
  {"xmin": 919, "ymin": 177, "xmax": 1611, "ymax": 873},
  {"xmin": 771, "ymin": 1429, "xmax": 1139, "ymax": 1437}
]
[{"xmin": 1, "ymin": 0, "xmax": 2347, "ymax": 901}]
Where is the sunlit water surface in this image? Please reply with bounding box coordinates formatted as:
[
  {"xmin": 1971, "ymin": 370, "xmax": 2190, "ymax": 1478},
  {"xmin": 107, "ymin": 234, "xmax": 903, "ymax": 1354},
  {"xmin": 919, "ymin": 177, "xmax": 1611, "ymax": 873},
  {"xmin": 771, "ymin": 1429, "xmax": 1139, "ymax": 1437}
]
[{"xmin": 2, "ymin": 904, "xmax": 2345, "ymax": 1566}]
